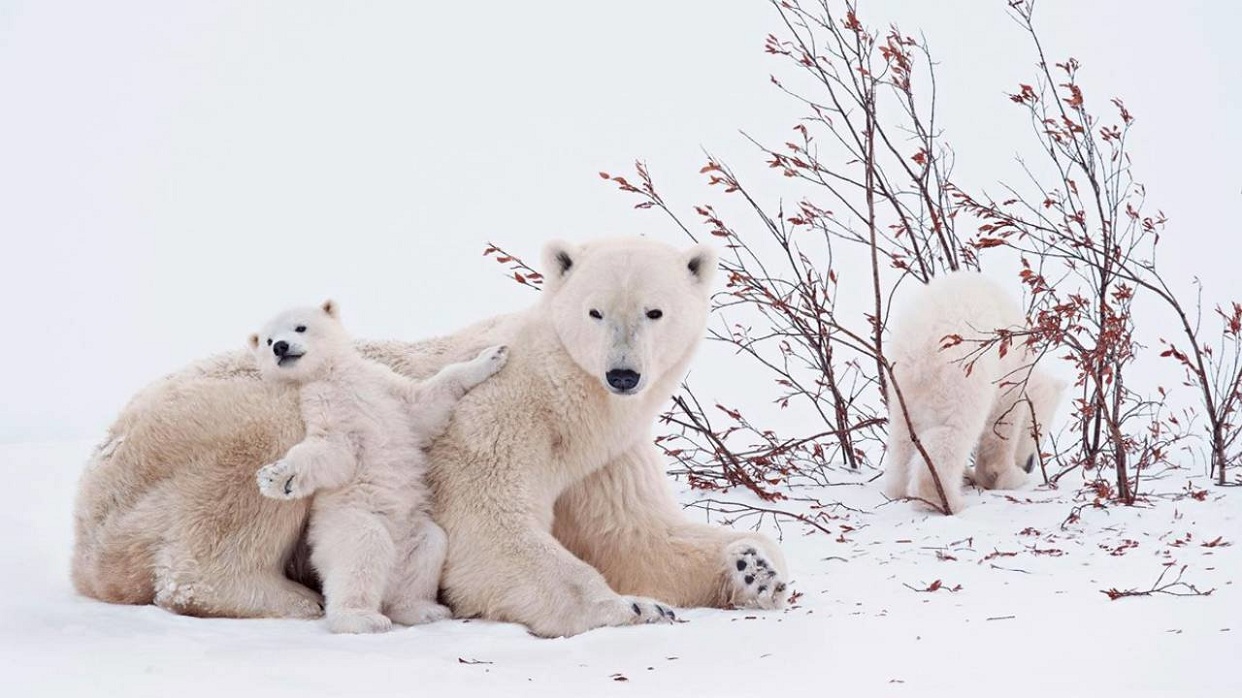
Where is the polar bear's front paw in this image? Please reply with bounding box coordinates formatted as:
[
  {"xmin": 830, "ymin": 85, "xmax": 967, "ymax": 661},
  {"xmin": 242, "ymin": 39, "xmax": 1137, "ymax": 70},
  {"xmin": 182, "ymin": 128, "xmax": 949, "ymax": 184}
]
[
  {"xmin": 620, "ymin": 596, "xmax": 678, "ymax": 625},
  {"xmin": 724, "ymin": 540, "xmax": 789, "ymax": 610},
  {"xmin": 256, "ymin": 460, "xmax": 304, "ymax": 500},
  {"xmin": 987, "ymin": 465, "xmax": 1028, "ymax": 491}
]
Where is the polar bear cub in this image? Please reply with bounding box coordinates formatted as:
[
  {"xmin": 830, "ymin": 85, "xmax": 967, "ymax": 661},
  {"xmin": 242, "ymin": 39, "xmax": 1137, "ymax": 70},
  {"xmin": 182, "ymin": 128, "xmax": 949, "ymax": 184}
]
[
  {"xmin": 249, "ymin": 300, "xmax": 508, "ymax": 633},
  {"xmin": 880, "ymin": 272, "xmax": 1065, "ymax": 514}
]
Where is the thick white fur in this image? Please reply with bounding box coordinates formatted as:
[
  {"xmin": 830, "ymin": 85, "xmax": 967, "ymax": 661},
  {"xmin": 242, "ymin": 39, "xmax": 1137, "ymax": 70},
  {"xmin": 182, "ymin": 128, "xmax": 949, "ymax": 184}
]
[
  {"xmin": 248, "ymin": 301, "xmax": 507, "ymax": 633},
  {"xmin": 880, "ymin": 272, "xmax": 1066, "ymax": 514},
  {"xmin": 71, "ymin": 237, "xmax": 788, "ymax": 636}
]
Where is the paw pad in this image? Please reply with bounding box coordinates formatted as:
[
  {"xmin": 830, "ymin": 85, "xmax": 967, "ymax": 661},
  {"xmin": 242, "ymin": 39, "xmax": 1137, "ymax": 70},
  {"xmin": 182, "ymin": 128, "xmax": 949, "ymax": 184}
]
[{"xmin": 726, "ymin": 542, "xmax": 789, "ymax": 610}]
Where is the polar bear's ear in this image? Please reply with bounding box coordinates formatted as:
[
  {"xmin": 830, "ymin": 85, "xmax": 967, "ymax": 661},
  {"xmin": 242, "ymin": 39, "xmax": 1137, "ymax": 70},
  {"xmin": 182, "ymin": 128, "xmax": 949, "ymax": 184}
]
[
  {"xmin": 541, "ymin": 240, "xmax": 579, "ymax": 291},
  {"xmin": 321, "ymin": 299, "xmax": 339, "ymax": 318},
  {"xmin": 684, "ymin": 244, "xmax": 719, "ymax": 286},
  {"xmin": 247, "ymin": 333, "xmax": 260, "ymax": 349}
]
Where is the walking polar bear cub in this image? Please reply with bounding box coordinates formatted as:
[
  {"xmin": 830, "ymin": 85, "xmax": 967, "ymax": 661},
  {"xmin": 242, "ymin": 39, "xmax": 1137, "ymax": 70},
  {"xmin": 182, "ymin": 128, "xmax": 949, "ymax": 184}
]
[
  {"xmin": 72, "ymin": 237, "xmax": 788, "ymax": 637},
  {"xmin": 249, "ymin": 300, "xmax": 508, "ymax": 633},
  {"xmin": 881, "ymin": 272, "xmax": 1065, "ymax": 514}
]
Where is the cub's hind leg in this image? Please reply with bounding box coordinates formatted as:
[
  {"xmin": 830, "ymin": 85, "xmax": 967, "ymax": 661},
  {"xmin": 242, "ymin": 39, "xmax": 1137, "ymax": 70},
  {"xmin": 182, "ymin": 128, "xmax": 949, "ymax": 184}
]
[{"xmin": 384, "ymin": 516, "xmax": 450, "ymax": 626}]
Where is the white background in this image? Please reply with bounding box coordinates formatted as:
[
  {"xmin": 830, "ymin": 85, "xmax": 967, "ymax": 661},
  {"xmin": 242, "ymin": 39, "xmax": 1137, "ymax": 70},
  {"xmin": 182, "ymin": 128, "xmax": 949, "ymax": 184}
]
[{"xmin": 2, "ymin": 0, "xmax": 1238, "ymax": 442}]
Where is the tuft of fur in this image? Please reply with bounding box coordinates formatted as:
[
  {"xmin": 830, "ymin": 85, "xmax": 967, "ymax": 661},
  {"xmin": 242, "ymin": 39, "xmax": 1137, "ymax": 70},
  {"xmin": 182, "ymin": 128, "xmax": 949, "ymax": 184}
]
[
  {"xmin": 70, "ymin": 237, "xmax": 790, "ymax": 637},
  {"xmin": 879, "ymin": 272, "xmax": 1066, "ymax": 514},
  {"xmin": 248, "ymin": 302, "xmax": 507, "ymax": 633}
]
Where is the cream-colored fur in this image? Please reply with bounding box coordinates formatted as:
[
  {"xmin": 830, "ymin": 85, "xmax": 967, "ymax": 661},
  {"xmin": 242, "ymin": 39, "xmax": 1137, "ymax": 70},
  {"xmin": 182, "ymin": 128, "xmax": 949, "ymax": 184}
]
[
  {"xmin": 880, "ymin": 271, "xmax": 1066, "ymax": 513},
  {"xmin": 248, "ymin": 301, "xmax": 507, "ymax": 633},
  {"xmin": 71, "ymin": 237, "xmax": 789, "ymax": 636}
]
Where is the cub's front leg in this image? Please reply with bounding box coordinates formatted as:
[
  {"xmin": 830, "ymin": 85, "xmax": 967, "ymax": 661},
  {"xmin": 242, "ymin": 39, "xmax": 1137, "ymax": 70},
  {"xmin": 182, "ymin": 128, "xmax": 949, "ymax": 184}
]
[
  {"xmin": 256, "ymin": 437, "xmax": 357, "ymax": 500},
  {"xmin": 400, "ymin": 345, "xmax": 509, "ymax": 440}
]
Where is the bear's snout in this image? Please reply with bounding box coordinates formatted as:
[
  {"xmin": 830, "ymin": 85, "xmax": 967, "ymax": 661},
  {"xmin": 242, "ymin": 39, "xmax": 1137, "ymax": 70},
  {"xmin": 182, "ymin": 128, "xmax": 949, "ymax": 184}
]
[
  {"xmin": 273, "ymin": 340, "xmax": 290, "ymax": 357},
  {"xmin": 605, "ymin": 369, "xmax": 641, "ymax": 394}
]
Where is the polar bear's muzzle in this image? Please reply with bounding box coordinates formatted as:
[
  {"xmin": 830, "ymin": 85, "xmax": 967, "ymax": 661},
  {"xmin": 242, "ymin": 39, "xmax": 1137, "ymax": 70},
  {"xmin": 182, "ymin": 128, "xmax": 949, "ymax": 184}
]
[
  {"xmin": 605, "ymin": 368, "xmax": 642, "ymax": 395},
  {"xmin": 277, "ymin": 353, "xmax": 304, "ymax": 367},
  {"xmin": 272, "ymin": 340, "xmax": 305, "ymax": 367}
]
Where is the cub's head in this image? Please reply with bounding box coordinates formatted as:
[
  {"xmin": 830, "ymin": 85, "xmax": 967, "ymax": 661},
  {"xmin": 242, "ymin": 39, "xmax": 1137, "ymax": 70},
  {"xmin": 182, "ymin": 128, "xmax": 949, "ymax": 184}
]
[
  {"xmin": 1014, "ymin": 368, "xmax": 1068, "ymax": 473},
  {"xmin": 248, "ymin": 300, "xmax": 352, "ymax": 382},
  {"xmin": 542, "ymin": 237, "xmax": 717, "ymax": 397}
]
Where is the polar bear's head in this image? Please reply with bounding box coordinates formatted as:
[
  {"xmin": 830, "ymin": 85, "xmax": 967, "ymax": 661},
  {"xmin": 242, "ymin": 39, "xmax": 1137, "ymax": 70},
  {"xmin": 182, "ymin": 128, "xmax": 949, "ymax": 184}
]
[
  {"xmin": 1014, "ymin": 369, "xmax": 1067, "ymax": 473},
  {"xmin": 248, "ymin": 300, "xmax": 351, "ymax": 383},
  {"xmin": 542, "ymin": 237, "xmax": 718, "ymax": 397}
]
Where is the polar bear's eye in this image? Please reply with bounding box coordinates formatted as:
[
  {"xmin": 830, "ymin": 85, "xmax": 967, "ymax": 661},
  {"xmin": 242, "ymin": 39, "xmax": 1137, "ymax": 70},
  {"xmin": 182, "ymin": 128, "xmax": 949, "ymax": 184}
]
[
  {"xmin": 266, "ymin": 338, "xmax": 273, "ymax": 346},
  {"xmin": 295, "ymin": 325, "xmax": 307, "ymax": 333},
  {"xmin": 589, "ymin": 309, "xmax": 603, "ymax": 320},
  {"xmin": 646, "ymin": 309, "xmax": 663, "ymax": 320}
]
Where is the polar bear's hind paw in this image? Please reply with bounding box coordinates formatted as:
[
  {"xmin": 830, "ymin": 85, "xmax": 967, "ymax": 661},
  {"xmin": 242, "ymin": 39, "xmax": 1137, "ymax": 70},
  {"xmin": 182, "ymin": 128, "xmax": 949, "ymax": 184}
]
[{"xmin": 725, "ymin": 543, "xmax": 789, "ymax": 610}]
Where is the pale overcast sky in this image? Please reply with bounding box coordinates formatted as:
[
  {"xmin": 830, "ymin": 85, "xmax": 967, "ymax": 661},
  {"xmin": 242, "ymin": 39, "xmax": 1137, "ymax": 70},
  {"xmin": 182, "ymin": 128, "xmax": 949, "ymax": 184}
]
[{"xmin": 1, "ymin": 1, "xmax": 1237, "ymax": 441}]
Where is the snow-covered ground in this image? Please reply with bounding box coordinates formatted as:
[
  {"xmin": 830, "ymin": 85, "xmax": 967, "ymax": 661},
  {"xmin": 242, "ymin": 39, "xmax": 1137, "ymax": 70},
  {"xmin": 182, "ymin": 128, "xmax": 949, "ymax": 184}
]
[{"xmin": 2, "ymin": 440, "xmax": 1237, "ymax": 697}]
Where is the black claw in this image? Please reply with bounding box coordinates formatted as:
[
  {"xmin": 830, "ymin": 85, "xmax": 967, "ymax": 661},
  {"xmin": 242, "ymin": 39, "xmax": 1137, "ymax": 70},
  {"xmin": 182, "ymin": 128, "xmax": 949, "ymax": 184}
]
[
  {"xmin": 757, "ymin": 585, "xmax": 767, "ymax": 594},
  {"xmin": 736, "ymin": 559, "xmax": 747, "ymax": 571},
  {"xmin": 744, "ymin": 575, "xmax": 755, "ymax": 585},
  {"xmin": 667, "ymin": 609, "xmax": 676, "ymax": 620},
  {"xmin": 282, "ymin": 476, "xmax": 295, "ymax": 496},
  {"xmin": 632, "ymin": 602, "xmax": 641, "ymax": 616},
  {"xmin": 656, "ymin": 605, "xmax": 668, "ymax": 618}
]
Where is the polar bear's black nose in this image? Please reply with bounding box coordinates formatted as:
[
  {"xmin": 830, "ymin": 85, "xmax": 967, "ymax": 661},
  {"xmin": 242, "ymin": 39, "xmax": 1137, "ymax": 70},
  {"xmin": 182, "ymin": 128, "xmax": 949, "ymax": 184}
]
[
  {"xmin": 606, "ymin": 369, "xmax": 641, "ymax": 392},
  {"xmin": 272, "ymin": 340, "xmax": 290, "ymax": 357}
]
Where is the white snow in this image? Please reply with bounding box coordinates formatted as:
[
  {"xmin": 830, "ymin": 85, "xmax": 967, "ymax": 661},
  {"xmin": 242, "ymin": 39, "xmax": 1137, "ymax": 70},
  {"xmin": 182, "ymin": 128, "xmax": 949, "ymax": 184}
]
[{"xmin": 3, "ymin": 440, "xmax": 1237, "ymax": 696}]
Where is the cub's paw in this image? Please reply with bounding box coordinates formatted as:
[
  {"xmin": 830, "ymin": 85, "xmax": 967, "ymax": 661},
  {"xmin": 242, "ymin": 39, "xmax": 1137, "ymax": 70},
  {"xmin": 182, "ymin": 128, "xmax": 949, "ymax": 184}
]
[
  {"xmin": 460, "ymin": 345, "xmax": 509, "ymax": 388},
  {"xmin": 387, "ymin": 601, "xmax": 452, "ymax": 626},
  {"xmin": 326, "ymin": 610, "xmax": 393, "ymax": 634},
  {"xmin": 476, "ymin": 344, "xmax": 509, "ymax": 373},
  {"xmin": 256, "ymin": 460, "xmax": 303, "ymax": 500},
  {"xmin": 724, "ymin": 539, "xmax": 789, "ymax": 610},
  {"xmin": 620, "ymin": 596, "xmax": 678, "ymax": 626}
]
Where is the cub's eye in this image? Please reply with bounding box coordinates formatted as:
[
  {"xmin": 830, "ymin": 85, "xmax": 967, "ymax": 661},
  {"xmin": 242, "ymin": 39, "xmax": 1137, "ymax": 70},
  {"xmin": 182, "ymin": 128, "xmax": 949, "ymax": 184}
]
[
  {"xmin": 266, "ymin": 338, "xmax": 273, "ymax": 346},
  {"xmin": 646, "ymin": 309, "xmax": 663, "ymax": 320},
  {"xmin": 295, "ymin": 325, "xmax": 307, "ymax": 333},
  {"xmin": 588, "ymin": 309, "xmax": 603, "ymax": 320}
]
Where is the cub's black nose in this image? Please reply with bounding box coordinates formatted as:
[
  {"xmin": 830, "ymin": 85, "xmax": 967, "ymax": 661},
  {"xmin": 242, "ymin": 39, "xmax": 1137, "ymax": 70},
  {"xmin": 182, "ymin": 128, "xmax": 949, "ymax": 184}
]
[
  {"xmin": 273, "ymin": 340, "xmax": 290, "ymax": 357},
  {"xmin": 605, "ymin": 369, "xmax": 641, "ymax": 392}
]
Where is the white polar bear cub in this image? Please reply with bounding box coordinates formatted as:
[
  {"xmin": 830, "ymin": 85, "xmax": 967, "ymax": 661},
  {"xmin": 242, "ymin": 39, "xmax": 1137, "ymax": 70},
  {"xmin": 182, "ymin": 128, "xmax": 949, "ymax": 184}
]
[
  {"xmin": 249, "ymin": 300, "xmax": 508, "ymax": 633},
  {"xmin": 880, "ymin": 272, "xmax": 1065, "ymax": 514}
]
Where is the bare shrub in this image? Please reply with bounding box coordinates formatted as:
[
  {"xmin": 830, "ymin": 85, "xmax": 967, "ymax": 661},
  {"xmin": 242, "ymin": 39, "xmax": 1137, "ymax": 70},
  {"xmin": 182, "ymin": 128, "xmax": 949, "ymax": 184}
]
[{"xmin": 954, "ymin": 0, "xmax": 1238, "ymax": 499}]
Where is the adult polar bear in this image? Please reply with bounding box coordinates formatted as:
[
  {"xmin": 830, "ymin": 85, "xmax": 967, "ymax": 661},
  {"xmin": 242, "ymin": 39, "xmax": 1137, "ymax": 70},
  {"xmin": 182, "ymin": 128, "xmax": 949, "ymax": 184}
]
[{"xmin": 72, "ymin": 237, "xmax": 789, "ymax": 637}]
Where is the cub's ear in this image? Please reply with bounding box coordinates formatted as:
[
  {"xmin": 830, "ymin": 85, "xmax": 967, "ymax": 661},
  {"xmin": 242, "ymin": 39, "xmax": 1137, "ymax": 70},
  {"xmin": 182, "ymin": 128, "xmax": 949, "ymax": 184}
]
[
  {"xmin": 247, "ymin": 333, "xmax": 260, "ymax": 349},
  {"xmin": 321, "ymin": 299, "xmax": 338, "ymax": 318},
  {"xmin": 541, "ymin": 240, "xmax": 580, "ymax": 291},
  {"xmin": 683, "ymin": 243, "xmax": 719, "ymax": 286}
]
